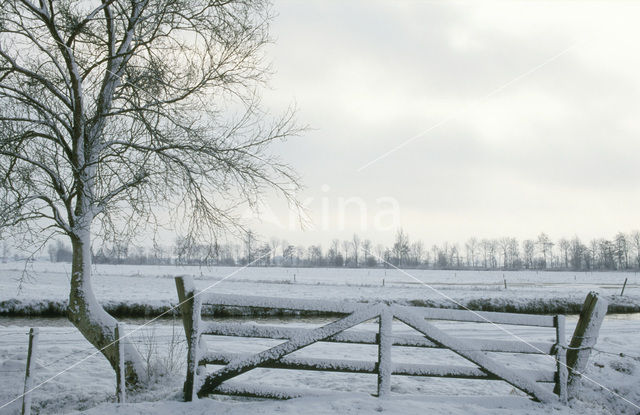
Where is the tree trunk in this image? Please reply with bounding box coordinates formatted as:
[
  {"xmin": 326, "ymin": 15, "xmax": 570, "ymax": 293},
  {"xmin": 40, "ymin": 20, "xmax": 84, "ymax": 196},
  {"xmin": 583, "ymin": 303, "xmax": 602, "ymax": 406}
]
[{"xmin": 67, "ymin": 229, "xmax": 145, "ymax": 389}]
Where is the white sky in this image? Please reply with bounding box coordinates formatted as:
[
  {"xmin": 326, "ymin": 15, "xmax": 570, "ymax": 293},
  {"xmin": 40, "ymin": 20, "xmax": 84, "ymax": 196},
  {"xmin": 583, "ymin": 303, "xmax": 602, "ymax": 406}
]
[{"xmin": 247, "ymin": 0, "xmax": 640, "ymax": 247}]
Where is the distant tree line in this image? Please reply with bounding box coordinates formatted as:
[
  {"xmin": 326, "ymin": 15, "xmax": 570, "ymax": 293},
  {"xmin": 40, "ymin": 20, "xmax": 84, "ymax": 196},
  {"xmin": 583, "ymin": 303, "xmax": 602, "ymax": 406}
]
[{"xmin": 44, "ymin": 229, "xmax": 640, "ymax": 272}]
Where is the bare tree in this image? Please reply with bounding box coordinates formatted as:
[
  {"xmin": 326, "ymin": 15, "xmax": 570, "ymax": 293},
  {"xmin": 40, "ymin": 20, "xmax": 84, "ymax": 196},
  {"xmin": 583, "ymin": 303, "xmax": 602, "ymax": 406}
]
[
  {"xmin": 614, "ymin": 232, "xmax": 629, "ymax": 269},
  {"xmin": 465, "ymin": 237, "xmax": 478, "ymax": 268},
  {"xmin": 283, "ymin": 244, "xmax": 295, "ymax": 266},
  {"xmin": 436, "ymin": 242, "xmax": 449, "ymax": 268},
  {"xmin": 631, "ymin": 231, "xmax": 640, "ymax": 269},
  {"xmin": 589, "ymin": 239, "xmax": 600, "ymax": 269},
  {"xmin": 599, "ymin": 239, "xmax": 616, "ymax": 269},
  {"xmin": 522, "ymin": 239, "xmax": 535, "ymax": 269},
  {"xmin": 409, "ymin": 240, "xmax": 424, "ymax": 267},
  {"xmin": 536, "ymin": 233, "xmax": 553, "ymax": 269},
  {"xmin": 281, "ymin": 239, "xmax": 289, "ymax": 262},
  {"xmin": 0, "ymin": 0, "xmax": 300, "ymax": 388},
  {"xmin": 447, "ymin": 242, "xmax": 460, "ymax": 268},
  {"xmin": 341, "ymin": 240, "xmax": 351, "ymax": 266},
  {"xmin": 558, "ymin": 238, "xmax": 570, "ymax": 269},
  {"xmin": 431, "ymin": 244, "xmax": 439, "ymax": 269},
  {"xmin": 392, "ymin": 228, "xmax": 409, "ymax": 266},
  {"xmin": 507, "ymin": 237, "xmax": 519, "ymax": 268},
  {"xmin": 255, "ymin": 242, "xmax": 271, "ymax": 266},
  {"xmin": 351, "ymin": 233, "xmax": 361, "ymax": 268},
  {"xmin": 498, "ymin": 237, "xmax": 511, "ymax": 269},
  {"xmin": 569, "ymin": 236, "xmax": 585, "ymax": 270},
  {"xmin": 295, "ymin": 244, "xmax": 305, "ymax": 266},
  {"xmin": 307, "ymin": 244, "xmax": 322, "ymax": 266},
  {"xmin": 487, "ymin": 239, "xmax": 498, "ymax": 268},
  {"xmin": 327, "ymin": 238, "xmax": 338, "ymax": 265},
  {"xmin": 374, "ymin": 243, "xmax": 385, "ymax": 264},
  {"xmin": 269, "ymin": 237, "xmax": 279, "ymax": 266},
  {"xmin": 244, "ymin": 230, "xmax": 257, "ymax": 265},
  {"xmin": 361, "ymin": 238, "xmax": 372, "ymax": 266}
]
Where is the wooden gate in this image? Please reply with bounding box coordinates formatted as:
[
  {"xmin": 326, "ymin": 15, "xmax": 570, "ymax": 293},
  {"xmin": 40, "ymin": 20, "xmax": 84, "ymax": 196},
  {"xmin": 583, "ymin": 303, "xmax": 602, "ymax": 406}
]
[{"xmin": 175, "ymin": 276, "xmax": 567, "ymax": 403}]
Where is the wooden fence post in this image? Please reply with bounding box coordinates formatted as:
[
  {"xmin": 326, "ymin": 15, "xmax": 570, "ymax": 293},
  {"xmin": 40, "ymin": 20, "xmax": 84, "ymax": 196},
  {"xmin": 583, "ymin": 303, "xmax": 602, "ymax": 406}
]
[
  {"xmin": 567, "ymin": 292, "xmax": 608, "ymax": 395},
  {"xmin": 553, "ymin": 315, "xmax": 568, "ymax": 403},
  {"xmin": 620, "ymin": 277, "xmax": 627, "ymax": 296},
  {"xmin": 377, "ymin": 307, "xmax": 392, "ymax": 398},
  {"xmin": 115, "ymin": 323, "xmax": 126, "ymax": 404},
  {"xmin": 22, "ymin": 328, "xmax": 38, "ymax": 415},
  {"xmin": 176, "ymin": 276, "xmax": 199, "ymax": 401}
]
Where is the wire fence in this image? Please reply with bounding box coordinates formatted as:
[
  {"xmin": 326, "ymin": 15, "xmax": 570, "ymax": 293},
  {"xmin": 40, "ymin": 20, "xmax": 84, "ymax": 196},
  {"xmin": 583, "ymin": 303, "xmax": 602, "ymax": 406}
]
[
  {"xmin": 1, "ymin": 337, "xmax": 637, "ymax": 379},
  {"xmin": 0, "ymin": 326, "xmax": 188, "ymax": 373},
  {"xmin": 2, "ymin": 327, "xmax": 639, "ymax": 358}
]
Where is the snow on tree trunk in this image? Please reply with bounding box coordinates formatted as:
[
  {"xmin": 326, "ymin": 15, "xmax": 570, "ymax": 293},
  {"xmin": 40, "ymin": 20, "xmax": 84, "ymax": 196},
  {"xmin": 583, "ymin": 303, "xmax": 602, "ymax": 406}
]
[{"xmin": 67, "ymin": 226, "xmax": 145, "ymax": 388}]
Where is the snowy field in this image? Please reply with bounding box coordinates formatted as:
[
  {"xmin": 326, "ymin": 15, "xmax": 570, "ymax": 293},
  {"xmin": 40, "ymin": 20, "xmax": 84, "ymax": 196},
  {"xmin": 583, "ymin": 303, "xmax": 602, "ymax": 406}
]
[
  {"xmin": 1, "ymin": 262, "xmax": 639, "ymax": 316},
  {"xmin": 1, "ymin": 262, "xmax": 640, "ymax": 414}
]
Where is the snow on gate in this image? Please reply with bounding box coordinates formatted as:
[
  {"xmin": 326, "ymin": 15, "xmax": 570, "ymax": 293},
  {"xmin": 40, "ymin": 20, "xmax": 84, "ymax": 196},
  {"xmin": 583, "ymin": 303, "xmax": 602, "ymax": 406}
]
[{"xmin": 174, "ymin": 276, "xmax": 570, "ymax": 404}]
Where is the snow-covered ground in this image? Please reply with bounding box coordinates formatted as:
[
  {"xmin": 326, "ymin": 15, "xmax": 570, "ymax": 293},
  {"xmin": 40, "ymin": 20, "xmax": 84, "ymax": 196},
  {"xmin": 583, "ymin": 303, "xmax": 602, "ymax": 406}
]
[
  {"xmin": 0, "ymin": 262, "xmax": 639, "ymax": 414},
  {"xmin": 0, "ymin": 315, "xmax": 639, "ymax": 414},
  {"xmin": 1, "ymin": 262, "xmax": 639, "ymax": 316}
]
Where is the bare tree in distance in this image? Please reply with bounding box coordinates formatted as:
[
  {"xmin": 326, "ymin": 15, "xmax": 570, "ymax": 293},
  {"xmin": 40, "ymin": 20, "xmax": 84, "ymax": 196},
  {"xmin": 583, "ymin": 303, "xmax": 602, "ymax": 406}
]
[
  {"xmin": 558, "ymin": 238, "xmax": 570, "ymax": 269},
  {"xmin": 341, "ymin": 240, "xmax": 351, "ymax": 266},
  {"xmin": 522, "ymin": 239, "xmax": 535, "ymax": 269},
  {"xmin": 614, "ymin": 232, "xmax": 629, "ymax": 270},
  {"xmin": 536, "ymin": 233, "xmax": 553, "ymax": 269},
  {"xmin": 498, "ymin": 237, "xmax": 511, "ymax": 269},
  {"xmin": 409, "ymin": 240, "xmax": 424, "ymax": 267},
  {"xmin": 159, "ymin": 230, "xmax": 640, "ymax": 271},
  {"xmin": 0, "ymin": 0, "xmax": 301, "ymax": 388},
  {"xmin": 280, "ymin": 239, "xmax": 289, "ymax": 262},
  {"xmin": 352, "ymin": 233, "xmax": 361, "ymax": 268},
  {"xmin": 269, "ymin": 237, "xmax": 280, "ymax": 266},
  {"xmin": 507, "ymin": 237, "xmax": 520, "ymax": 268},
  {"xmin": 244, "ymin": 230, "xmax": 258, "ymax": 264},
  {"xmin": 362, "ymin": 239, "xmax": 378, "ymax": 267},
  {"xmin": 570, "ymin": 237, "xmax": 585, "ymax": 270},
  {"xmin": 465, "ymin": 237, "xmax": 478, "ymax": 268},
  {"xmin": 631, "ymin": 231, "xmax": 640, "ymax": 269},
  {"xmin": 374, "ymin": 243, "xmax": 386, "ymax": 267}
]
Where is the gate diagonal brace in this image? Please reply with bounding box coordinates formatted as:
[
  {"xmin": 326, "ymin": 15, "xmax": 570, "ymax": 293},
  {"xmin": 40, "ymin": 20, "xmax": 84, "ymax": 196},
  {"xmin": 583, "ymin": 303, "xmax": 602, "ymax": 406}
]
[
  {"xmin": 391, "ymin": 305, "xmax": 557, "ymax": 403},
  {"xmin": 198, "ymin": 304, "xmax": 384, "ymax": 397}
]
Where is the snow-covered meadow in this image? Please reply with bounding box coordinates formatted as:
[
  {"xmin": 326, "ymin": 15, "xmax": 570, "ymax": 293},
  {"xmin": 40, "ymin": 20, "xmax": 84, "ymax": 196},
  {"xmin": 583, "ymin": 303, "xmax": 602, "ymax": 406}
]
[
  {"xmin": 1, "ymin": 262, "xmax": 639, "ymax": 414},
  {"xmin": 1, "ymin": 262, "xmax": 639, "ymax": 316}
]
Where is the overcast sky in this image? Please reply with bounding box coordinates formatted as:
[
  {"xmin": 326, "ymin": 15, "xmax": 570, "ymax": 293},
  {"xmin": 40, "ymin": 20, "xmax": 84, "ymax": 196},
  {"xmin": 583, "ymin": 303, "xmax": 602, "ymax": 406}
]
[{"xmin": 248, "ymin": 0, "xmax": 640, "ymax": 247}]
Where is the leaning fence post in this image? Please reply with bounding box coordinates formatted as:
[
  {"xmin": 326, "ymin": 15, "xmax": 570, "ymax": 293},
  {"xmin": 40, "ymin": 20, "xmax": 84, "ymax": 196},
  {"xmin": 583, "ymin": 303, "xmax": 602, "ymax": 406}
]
[
  {"xmin": 115, "ymin": 323, "xmax": 126, "ymax": 404},
  {"xmin": 22, "ymin": 328, "xmax": 39, "ymax": 415},
  {"xmin": 377, "ymin": 307, "xmax": 392, "ymax": 398},
  {"xmin": 176, "ymin": 276, "xmax": 199, "ymax": 401},
  {"xmin": 567, "ymin": 292, "xmax": 608, "ymax": 395}
]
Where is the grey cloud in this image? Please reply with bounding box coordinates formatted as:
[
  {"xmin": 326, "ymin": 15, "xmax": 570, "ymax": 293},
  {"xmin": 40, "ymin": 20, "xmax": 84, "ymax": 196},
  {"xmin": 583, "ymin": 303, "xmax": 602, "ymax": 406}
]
[{"xmin": 260, "ymin": 0, "xmax": 640, "ymax": 244}]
